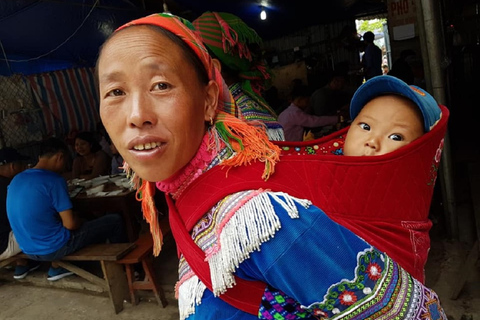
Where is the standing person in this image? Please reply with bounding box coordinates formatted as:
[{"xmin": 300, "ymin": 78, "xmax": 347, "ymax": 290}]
[
  {"xmin": 71, "ymin": 131, "xmax": 110, "ymax": 180},
  {"xmin": 192, "ymin": 11, "xmax": 285, "ymax": 141},
  {"xmin": 309, "ymin": 70, "xmax": 350, "ymax": 117},
  {"xmin": 96, "ymin": 13, "xmax": 447, "ymax": 320},
  {"xmin": 7, "ymin": 137, "xmax": 126, "ymax": 281},
  {"xmin": 0, "ymin": 147, "xmax": 40, "ymax": 279},
  {"xmin": 361, "ymin": 31, "xmax": 382, "ymax": 81},
  {"xmin": 277, "ymin": 85, "xmax": 337, "ymax": 141}
]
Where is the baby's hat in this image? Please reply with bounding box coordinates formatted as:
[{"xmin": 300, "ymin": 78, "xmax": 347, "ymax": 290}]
[{"xmin": 350, "ymin": 75, "xmax": 442, "ymax": 132}]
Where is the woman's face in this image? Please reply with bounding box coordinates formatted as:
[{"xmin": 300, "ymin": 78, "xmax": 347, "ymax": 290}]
[
  {"xmin": 75, "ymin": 138, "xmax": 92, "ymax": 156},
  {"xmin": 97, "ymin": 26, "xmax": 218, "ymax": 182}
]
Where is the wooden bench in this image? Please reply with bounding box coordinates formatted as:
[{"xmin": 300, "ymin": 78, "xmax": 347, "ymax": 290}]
[
  {"xmin": 0, "ymin": 242, "xmax": 135, "ymax": 314},
  {"xmin": 116, "ymin": 215, "xmax": 171, "ymax": 308}
]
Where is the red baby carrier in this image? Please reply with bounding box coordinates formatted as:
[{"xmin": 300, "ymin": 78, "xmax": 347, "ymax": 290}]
[{"xmin": 168, "ymin": 105, "xmax": 449, "ymax": 315}]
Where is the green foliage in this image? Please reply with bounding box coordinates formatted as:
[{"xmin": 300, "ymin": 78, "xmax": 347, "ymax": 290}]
[{"xmin": 357, "ymin": 18, "xmax": 386, "ymax": 34}]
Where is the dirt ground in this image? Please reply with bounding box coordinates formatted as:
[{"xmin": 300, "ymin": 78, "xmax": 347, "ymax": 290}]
[{"xmin": 1, "ymin": 223, "xmax": 479, "ymax": 320}]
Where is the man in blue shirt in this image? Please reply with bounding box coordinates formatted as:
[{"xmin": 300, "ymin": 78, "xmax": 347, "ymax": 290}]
[{"xmin": 7, "ymin": 137, "xmax": 126, "ymax": 281}]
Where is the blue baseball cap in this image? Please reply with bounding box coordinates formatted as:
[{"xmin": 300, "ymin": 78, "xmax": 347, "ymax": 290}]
[{"xmin": 350, "ymin": 75, "xmax": 442, "ymax": 132}]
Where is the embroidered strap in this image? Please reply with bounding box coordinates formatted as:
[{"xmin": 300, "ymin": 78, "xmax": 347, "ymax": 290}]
[{"xmin": 167, "ymin": 195, "xmax": 266, "ymax": 315}]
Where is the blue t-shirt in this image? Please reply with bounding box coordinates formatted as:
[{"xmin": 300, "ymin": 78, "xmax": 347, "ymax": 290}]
[{"xmin": 6, "ymin": 169, "xmax": 72, "ymax": 255}]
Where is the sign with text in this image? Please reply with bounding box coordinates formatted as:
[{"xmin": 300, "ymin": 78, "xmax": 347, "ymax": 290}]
[{"xmin": 388, "ymin": 0, "xmax": 417, "ymax": 28}]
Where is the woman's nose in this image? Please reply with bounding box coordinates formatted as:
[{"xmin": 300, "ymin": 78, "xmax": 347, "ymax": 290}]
[{"xmin": 128, "ymin": 94, "xmax": 157, "ymax": 128}]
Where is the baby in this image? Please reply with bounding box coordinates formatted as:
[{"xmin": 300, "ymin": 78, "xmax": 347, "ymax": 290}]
[{"xmin": 343, "ymin": 75, "xmax": 441, "ymax": 156}]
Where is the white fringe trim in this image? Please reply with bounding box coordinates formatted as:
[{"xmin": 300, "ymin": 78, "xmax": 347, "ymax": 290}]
[
  {"xmin": 178, "ymin": 275, "xmax": 207, "ymax": 320},
  {"xmin": 176, "ymin": 191, "xmax": 311, "ymax": 319},
  {"xmin": 267, "ymin": 128, "xmax": 285, "ymax": 141},
  {"xmin": 209, "ymin": 191, "xmax": 311, "ymax": 296}
]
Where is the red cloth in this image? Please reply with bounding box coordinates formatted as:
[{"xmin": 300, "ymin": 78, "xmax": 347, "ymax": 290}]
[{"xmin": 175, "ymin": 105, "xmax": 449, "ymax": 284}]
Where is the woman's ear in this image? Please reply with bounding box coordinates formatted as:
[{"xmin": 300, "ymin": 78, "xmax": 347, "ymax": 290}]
[{"xmin": 204, "ymin": 80, "xmax": 219, "ymax": 122}]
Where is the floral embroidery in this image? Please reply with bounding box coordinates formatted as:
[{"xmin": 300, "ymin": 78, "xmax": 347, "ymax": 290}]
[
  {"xmin": 366, "ymin": 262, "xmax": 382, "ymax": 280},
  {"xmin": 339, "ymin": 290, "xmax": 357, "ymax": 305},
  {"xmin": 428, "ymin": 138, "xmax": 444, "ymax": 186}
]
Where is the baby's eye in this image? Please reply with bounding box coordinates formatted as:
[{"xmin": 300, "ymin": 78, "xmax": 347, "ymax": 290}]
[
  {"xmin": 389, "ymin": 133, "xmax": 404, "ymax": 141},
  {"xmin": 152, "ymin": 82, "xmax": 169, "ymax": 91},
  {"xmin": 106, "ymin": 89, "xmax": 125, "ymax": 97},
  {"xmin": 359, "ymin": 123, "xmax": 370, "ymax": 131}
]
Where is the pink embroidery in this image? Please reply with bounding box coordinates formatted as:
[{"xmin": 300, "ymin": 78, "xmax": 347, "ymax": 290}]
[
  {"xmin": 204, "ymin": 189, "xmax": 265, "ymax": 258},
  {"xmin": 156, "ymin": 134, "xmax": 216, "ymax": 198}
]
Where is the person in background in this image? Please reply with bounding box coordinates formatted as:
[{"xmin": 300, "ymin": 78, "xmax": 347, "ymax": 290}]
[
  {"xmin": 108, "ymin": 138, "xmax": 124, "ymax": 175},
  {"xmin": 309, "ymin": 70, "xmax": 350, "ymax": 118},
  {"xmin": 278, "ymin": 85, "xmax": 338, "ymax": 141},
  {"xmin": 361, "ymin": 31, "xmax": 382, "ymax": 81},
  {"xmin": 71, "ymin": 131, "xmax": 110, "ymax": 180},
  {"xmin": 95, "ymin": 121, "xmax": 113, "ymax": 158},
  {"xmin": 382, "ymin": 64, "xmax": 389, "ymax": 75},
  {"xmin": 96, "ymin": 13, "xmax": 447, "ymax": 319},
  {"xmin": 192, "ymin": 11, "xmax": 285, "ymax": 141},
  {"xmin": 388, "ymin": 49, "xmax": 416, "ymax": 85},
  {"xmin": 6, "ymin": 137, "xmax": 126, "ymax": 281},
  {"xmin": 0, "ymin": 147, "xmax": 40, "ymax": 279}
]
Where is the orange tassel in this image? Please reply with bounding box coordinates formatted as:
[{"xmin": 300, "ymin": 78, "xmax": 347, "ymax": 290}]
[{"xmin": 137, "ymin": 180, "xmax": 163, "ymax": 256}]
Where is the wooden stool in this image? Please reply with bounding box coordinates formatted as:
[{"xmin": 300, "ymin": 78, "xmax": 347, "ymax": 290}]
[{"xmin": 116, "ymin": 234, "xmax": 168, "ymax": 307}]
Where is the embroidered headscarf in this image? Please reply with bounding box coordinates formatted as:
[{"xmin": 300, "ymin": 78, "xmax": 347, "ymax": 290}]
[
  {"xmin": 192, "ymin": 11, "xmax": 273, "ymax": 97},
  {"xmin": 112, "ymin": 13, "xmax": 280, "ymax": 255},
  {"xmin": 192, "ymin": 12, "xmax": 284, "ymax": 141}
]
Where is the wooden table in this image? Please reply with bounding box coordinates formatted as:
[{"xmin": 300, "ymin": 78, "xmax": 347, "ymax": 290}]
[{"xmin": 71, "ymin": 184, "xmax": 142, "ymax": 242}]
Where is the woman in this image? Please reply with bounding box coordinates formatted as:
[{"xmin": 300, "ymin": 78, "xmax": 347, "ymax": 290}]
[
  {"xmin": 71, "ymin": 131, "xmax": 110, "ymax": 180},
  {"xmin": 97, "ymin": 13, "xmax": 446, "ymax": 320}
]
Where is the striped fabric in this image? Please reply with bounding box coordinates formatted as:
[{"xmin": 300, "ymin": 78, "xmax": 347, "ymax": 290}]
[{"xmin": 27, "ymin": 67, "xmax": 100, "ymax": 136}]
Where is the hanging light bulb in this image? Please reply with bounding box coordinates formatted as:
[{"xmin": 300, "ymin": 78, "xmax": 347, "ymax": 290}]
[{"xmin": 260, "ymin": 7, "xmax": 267, "ymax": 20}]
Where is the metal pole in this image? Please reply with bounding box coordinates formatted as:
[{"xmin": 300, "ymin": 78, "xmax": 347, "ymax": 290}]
[{"xmin": 418, "ymin": 0, "xmax": 458, "ymax": 239}]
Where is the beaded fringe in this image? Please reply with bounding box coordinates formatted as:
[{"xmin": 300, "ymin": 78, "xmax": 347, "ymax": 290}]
[
  {"xmin": 177, "ymin": 275, "xmax": 207, "ymax": 320},
  {"xmin": 176, "ymin": 192, "xmax": 310, "ymax": 319},
  {"xmin": 208, "ymin": 192, "xmax": 309, "ymax": 296},
  {"xmin": 267, "ymin": 128, "xmax": 285, "ymax": 142}
]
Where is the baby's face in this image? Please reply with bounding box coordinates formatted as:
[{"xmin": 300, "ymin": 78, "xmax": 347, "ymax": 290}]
[{"xmin": 343, "ymin": 95, "xmax": 424, "ymax": 156}]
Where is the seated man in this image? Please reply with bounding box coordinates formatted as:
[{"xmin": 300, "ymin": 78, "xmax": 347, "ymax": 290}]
[
  {"xmin": 7, "ymin": 137, "xmax": 127, "ymax": 281},
  {"xmin": 0, "ymin": 147, "xmax": 40, "ymax": 279}
]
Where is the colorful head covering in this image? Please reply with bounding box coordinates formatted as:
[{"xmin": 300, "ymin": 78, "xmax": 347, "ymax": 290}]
[
  {"xmin": 193, "ymin": 12, "xmax": 284, "ymax": 141},
  {"xmin": 111, "ymin": 13, "xmax": 280, "ymax": 255},
  {"xmin": 192, "ymin": 12, "xmax": 273, "ymax": 96}
]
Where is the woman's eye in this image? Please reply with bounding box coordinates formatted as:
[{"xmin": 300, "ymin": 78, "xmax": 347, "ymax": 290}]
[
  {"xmin": 389, "ymin": 133, "xmax": 404, "ymax": 141},
  {"xmin": 359, "ymin": 123, "xmax": 370, "ymax": 131},
  {"xmin": 106, "ymin": 89, "xmax": 124, "ymax": 97},
  {"xmin": 153, "ymin": 82, "xmax": 169, "ymax": 91}
]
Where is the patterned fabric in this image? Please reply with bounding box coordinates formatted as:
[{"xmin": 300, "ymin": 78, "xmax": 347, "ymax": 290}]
[
  {"xmin": 192, "ymin": 11, "xmax": 273, "ymax": 95},
  {"xmin": 260, "ymin": 251, "xmax": 446, "ymax": 320},
  {"xmin": 193, "ymin": 12, "xmax": 284, "ymax": 142},
  {"xmin": 27, "ymin": 67, "xmax": 100, "ymax": 136},
  {"xmin": 230, "ymin": 83, "xmax": 285, "ymax": 141}
]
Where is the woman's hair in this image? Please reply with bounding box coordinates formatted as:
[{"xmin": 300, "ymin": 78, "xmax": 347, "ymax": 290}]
[{"xmin": 75, "ymin": 131, "xmax": 102, "ymax": 153}]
